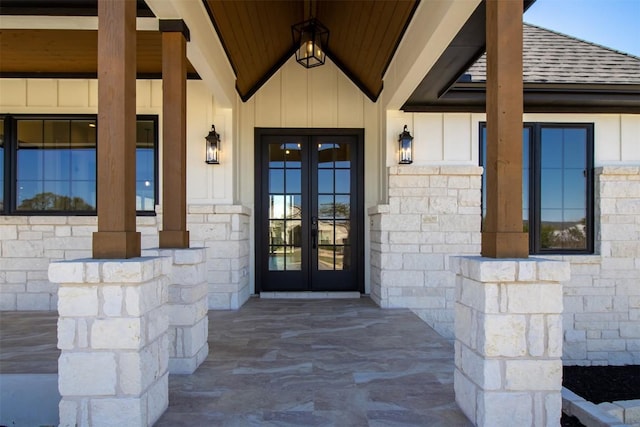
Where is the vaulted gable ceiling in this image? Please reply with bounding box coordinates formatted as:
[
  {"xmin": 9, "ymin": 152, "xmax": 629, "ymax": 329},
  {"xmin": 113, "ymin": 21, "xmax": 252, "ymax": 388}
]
[{"xmin": 203, "ymin": 0, "xmax": 418, "ymax": 102}]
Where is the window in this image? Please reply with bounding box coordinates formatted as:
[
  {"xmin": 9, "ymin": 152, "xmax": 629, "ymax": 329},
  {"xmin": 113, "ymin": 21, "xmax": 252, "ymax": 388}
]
[
  {"xmin": 0, "ymin": 117, "xmax": 4, "ymax": 211},
  {"xmin": 480, "ymin": 123, "xmax": 594, "ymax": 254},
  {"xmin": 0, "ymin": 115, "xmax": 158, "ymax": 215}
]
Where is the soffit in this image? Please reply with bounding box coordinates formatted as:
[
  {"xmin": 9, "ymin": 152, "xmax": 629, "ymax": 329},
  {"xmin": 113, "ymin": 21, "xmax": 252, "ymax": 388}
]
[
  {"xmin": 0, "ymin": 29, "xmax": 198, "ymax": 78},
  {"xmin": 203, "ymin": 0, "xmax": 418, "ymax": 102},
  {"xmin": 402, "ymin": 0, "xmax": 535, "ymax": 110}
]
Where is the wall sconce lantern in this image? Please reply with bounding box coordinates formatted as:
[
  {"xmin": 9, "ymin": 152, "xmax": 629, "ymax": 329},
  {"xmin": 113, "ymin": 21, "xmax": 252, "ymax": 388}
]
[
  {"xmin": 205, "ymin": 125, "xmax": 220, "ymax": 164},
  {"xmin": 292, "ymin": 18, "xmax": 329, "ymax": 69},
  {"xmin": 398, "ymin": 125, "xmax": 413, "ymax": 164}
]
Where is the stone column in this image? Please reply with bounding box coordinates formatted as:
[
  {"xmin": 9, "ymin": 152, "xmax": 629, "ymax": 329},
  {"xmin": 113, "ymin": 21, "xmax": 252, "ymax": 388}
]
[
  {"xmin": 451, "ymin": 256, "xmax": 569, "ymax": 427},
  {"xmin": 49, "ymin": 257, "xmax": 170, "ymax": 426},
  {"xmin": 144, "ymin": 248, "xmax": 209, "ymax": 374}
]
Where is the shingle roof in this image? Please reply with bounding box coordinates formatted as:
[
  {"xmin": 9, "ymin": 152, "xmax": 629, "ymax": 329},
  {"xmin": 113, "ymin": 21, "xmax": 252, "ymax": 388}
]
[{"xmin": 465, "ymin": 23, "xmax": 640, "ymax": 85}]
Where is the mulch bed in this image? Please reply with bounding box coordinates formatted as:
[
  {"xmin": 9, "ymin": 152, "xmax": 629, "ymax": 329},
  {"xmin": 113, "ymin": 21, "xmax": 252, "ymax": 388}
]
[{"xmin": 560, "ymin": 365, "xmax": 640, "ymax": 427}]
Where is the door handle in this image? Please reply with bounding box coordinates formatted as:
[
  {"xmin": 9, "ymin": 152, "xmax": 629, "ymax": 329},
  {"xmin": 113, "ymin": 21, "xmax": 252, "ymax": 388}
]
[{"xmin": 311, "ymin": 216, "xmax": 318, "ymax": 249}]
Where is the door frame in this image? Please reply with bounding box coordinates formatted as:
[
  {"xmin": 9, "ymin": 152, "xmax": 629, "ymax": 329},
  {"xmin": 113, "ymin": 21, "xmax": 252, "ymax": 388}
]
[{"xmin": 254, "ymin": 127, "xmax": 365, "ymax": 294}]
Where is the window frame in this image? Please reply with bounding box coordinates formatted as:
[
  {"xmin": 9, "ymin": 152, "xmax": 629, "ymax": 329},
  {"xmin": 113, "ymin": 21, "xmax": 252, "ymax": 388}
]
[
  {"xmin": 480, "ymin": 122, "xmax": 594, "ymax": 255},
  {"xmin": 0, "ymin": 114, "xmax": 159, "ymax": 216}
]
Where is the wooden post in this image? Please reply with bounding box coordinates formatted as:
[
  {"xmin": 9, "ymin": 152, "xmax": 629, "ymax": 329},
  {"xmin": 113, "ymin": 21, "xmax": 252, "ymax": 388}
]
[
  {"xmin": 481, "ymin": 0, "xmax": 528, "ymax": 258},
  {"xmin": 159, "ymin": 20, "xmax": 190, "ymax": 248},
  {"xmin": 93, "ymin": 0, "xmax": 140, "ymax": 258}
]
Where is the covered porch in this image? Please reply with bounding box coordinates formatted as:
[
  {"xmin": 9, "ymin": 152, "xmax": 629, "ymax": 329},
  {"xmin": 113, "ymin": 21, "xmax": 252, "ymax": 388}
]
[{"xmin": 1, "ymin": 298, "xmax": 471, "ymax": 426}]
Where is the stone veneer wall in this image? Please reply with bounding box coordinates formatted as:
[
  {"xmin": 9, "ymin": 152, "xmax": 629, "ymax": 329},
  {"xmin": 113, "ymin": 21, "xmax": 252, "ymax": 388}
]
[
  {"xmin": 0, "ymin": 204, "xmax": 251, "ymax": 311},
  {"xmin": 560, "ymin": 166, "xmax": 640, "ymax": 365},
  {"xmin": 369, "ymin": 165, "xmax": 483, "ymax": 337}
]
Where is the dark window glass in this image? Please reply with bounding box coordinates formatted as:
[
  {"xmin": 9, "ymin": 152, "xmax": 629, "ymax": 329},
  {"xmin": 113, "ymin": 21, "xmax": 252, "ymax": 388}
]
[
  {"xmin": 16, "ymin": 119, "xmax": 95, "ymax": 211},
  {"xmin": 0, "ymin": 118, "xmax": 4, "ymax": 211},
  {"xmin": 539, "ymin": 127, "xmax": 588, "ymax": 250},
  {"xmin": 5, "ymin": 116, "xmax": 157, "ymax": 214},
  {"xmin": 480, "ymin": 123, "xmax": 592, "ymax": 254},
  {"xmin": 136, "ymin": 120, "xmax": 156, "ymax": 211}
]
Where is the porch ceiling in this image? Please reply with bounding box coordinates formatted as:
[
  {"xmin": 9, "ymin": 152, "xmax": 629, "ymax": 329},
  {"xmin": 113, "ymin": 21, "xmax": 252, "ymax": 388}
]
[
  {"xmin": 0, "ymin": 0, "xmax": 197, "ymax": 79},
  {"xmin": 0, "ymin": 29, "xmax": 198, "ymax": 79},
  {"xmin": 203, "ymin": 0, "xmax": 418, "ymax": 102}
]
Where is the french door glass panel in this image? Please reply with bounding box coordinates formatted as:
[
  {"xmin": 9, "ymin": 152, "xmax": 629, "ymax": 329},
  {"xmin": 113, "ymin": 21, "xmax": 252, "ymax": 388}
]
[{"xmin": 259, "ymin": 133, "xmax": 360, "ymax": 292}]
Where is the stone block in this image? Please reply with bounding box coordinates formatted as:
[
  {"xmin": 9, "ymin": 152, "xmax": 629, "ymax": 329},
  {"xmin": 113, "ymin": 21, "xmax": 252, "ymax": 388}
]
[
  {"xmin": 101, "ymin": 286, "xmax": 123, "ymax": 316},
  {"xmin": 58, "ymin": 286, "xmax": 99, "ymax": 316},
  {"xmin": 537, "ymin": 260, "xmax": 571, "ymax": 282},
  {"xmin": 459, "ymin": 278, "xmax": 499, "ymax": 314},
  {"xmin": 147, "ymin": 373, "xmax": 169, "ymax": 425},
  {"xmin": 403, "ymin": 253, "xmax": 444, "ymax": 270},
  {"xmin": 481, "ymin": 314, "xmax": 527, "ymax": 357},
  {"xmin": 547, "ymin": 315, "xmax": 563, "ymax": 357},
  {"xmin": 399, "ymin": 197, "xmax": 429, "ymax": 214},
  {"xmin": 506, "ymin": 283, "xmax": 563, "ymax": 314},
  {"xmin": 460, "ymin": 258, "xmax": 517, "ymax": 282},
  {"xmin": 459, "ymin": 343, "xmax": 502, "ymax": 390},
  {"xmin": 584, "ymin": 296, "xmax": 614, "ymax": 313},
  {"xmin": 455, "ymin": 303, "xmax": 475, "ymax": 348},
  {"xmin": 528, "ymin": 315, "xmax": 545, "ymax": 357},
  {"xmin": 0, "ymin": 292, "xmax": 18, "ymax": 311},
  {"xmin": 454, "ymin": 369, "xmax": 477, "ymax": 424},
  {"xmin": 173, "ymin": 247, "xmax": 206, "ymax": 265},
  {"xmin": 90, "ymin": 398, "xmax": 145, "ymax": 427},
  {"xmin": 517, "ymin": 261, "xmax": 538, "ymax": 282},
  {"xmin": 504, "ymin": 360, "xmax": 562, "ymax": 391},
  {"xmin": 598, "ymin": 402, "xmax": 624, "ymax": 420},
  {"xmin": 620, "ymin": 322, "xmax": 640, "ymax": 338},
  {"xmin": 146, "ymin": 306, "xmax": 169, "ymax": 343},
  {"xmin": 49, "ymin": 261, "xmax": 86, "ymax": 284},
  {"xmin": 545, "ymin": 392, "xmax": 562, "ymax": 427},
  {"xmin": 477, "ymin": 391, "xmax": 533, "ymax": 427},
  {"xmin": 0, "ymin": 225, "xmax": 18, "ymax": 240},
  {"xmin": 166, "ymin": 298, "xmax": 208, "ymax": 326},
  {"xmin": 59, "ymin": 352, "xmax": 117, "ymax": 396},
  {"xmin": 571, "ymin": 400, "xmax": 626, "ymax": 427},
  {"xmin": 17, "ymin": 293, "xmax": 52, "ymax": 310},
  {"xmin": 616, "ymin": 400, "xmax": 640, "ymax": 423},
  {"xmin": 102, "ymin": 259, "xmax": 154, "ymax": 283},
  {"xmin": 429, "ymin": 196, "xmax": 458, "ymax": 214},
  {"xmin": 59, "ymin": 399, "xmax": 78, "ymax": 427},
  {"xmin": 91, "ymin": 318, "xmax": 144, "ymax": 350},
  {"xmin": 172, "ymin": 263, "xmax": 207, "ymax": 286},
  {"xmin": 58, "ymin": 318, "xmax": 76, "ymax": 350}
]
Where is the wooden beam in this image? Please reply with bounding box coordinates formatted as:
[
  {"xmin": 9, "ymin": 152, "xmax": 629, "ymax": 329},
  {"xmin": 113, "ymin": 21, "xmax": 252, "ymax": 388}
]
[
  {"xmin": 481, "ymin": 0, "xmax": 528, "ymax": 258},
  {"xmin": 93, "ymin": 0, "xmax": 140, "ymax": 258},
  {"xmin": 158, "ymin": 24, "xmax": 189, "ymax": 248}
]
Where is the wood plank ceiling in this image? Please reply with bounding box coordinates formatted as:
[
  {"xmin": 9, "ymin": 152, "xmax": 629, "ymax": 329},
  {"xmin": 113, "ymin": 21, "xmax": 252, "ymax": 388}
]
[
  {"xmin": 203, "ymin": 0, "xmax": 418, "ymax": 102},
  {"xmin": 0, "ymin": 0, "xmax": 197, "ymax": 79},
  {"xmin": 0, "ymin": 29, "xmax": 198, "ymax": 78}
]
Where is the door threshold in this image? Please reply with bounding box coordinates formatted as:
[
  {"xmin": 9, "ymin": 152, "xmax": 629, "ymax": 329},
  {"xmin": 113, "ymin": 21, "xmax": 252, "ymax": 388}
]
[{"xmin": 260, "ymin": 292, "xmax": 361, "ymax": 300}]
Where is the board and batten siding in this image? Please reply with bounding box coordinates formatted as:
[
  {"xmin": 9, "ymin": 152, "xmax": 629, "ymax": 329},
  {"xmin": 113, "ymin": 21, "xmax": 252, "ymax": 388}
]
[
  {"xmin": 387, "ymin": 112, "xmax": 640, "ymax": 166},
  {"xmin": 0, "ymin": 78, "xmax": 233, "ymax": 204}
]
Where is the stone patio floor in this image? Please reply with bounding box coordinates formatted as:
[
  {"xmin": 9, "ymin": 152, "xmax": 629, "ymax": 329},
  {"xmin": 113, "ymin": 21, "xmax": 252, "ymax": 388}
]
[{"xmin": 0, "ymin": 297, "xmax": 473, "ymax": 426}]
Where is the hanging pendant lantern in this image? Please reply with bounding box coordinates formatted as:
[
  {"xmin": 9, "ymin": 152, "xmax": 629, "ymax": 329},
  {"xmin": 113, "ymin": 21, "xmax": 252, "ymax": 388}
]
[{"xmin": 292, "ymin": 18, "xmax": 329, "ymax": 68}]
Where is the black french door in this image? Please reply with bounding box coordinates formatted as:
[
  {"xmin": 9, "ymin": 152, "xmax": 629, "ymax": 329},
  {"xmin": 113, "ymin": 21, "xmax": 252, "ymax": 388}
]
[{"xmin": 255, "ymin": 128, "xmax": 364, "ymax": 293}]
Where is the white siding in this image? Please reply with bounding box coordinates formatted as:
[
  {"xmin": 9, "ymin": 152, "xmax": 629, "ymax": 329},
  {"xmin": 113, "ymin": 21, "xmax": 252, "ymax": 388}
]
[{"xmin": 390, "ymin": 112, "xmax": 640, "ymax": 166}]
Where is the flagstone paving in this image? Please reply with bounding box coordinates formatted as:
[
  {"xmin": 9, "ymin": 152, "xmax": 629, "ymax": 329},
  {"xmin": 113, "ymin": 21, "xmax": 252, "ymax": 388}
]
[
  {"xmin": 0, "ymin": 298, "xmax": 472, "ymax": 426},
  {"xmin": 156, "ymin": 297, "xmax": 472, "ymax": 426}
]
